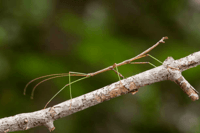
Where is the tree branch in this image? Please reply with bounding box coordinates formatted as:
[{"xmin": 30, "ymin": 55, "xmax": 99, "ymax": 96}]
[{"xmin": 0, "ymin": 51, "xmax": 200, "ymax": 133}]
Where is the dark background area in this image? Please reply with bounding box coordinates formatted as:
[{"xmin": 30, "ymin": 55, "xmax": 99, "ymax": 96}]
[{"xmin": 0, "ymin": 0, "xmax": 200, "ymax": 133}]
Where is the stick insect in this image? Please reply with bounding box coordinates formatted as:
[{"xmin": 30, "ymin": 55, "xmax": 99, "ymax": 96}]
[{"xmin": 24, "ymin": 36, "xmax": 168, "ymax": 109}]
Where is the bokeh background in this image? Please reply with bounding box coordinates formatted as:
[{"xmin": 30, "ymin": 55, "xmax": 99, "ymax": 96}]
[{"xmin": 0, "ymin": 0, "xmax": 200, "ymax": 133}]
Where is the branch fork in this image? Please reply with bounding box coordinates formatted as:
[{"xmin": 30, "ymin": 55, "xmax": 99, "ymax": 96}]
[
  {"xmin": 1, "ymin": 38, "xmax": 200, "ymax": 133},
  {"xmin": 163, "ymin": 56, "xmax": 199, "ymax": 101}
]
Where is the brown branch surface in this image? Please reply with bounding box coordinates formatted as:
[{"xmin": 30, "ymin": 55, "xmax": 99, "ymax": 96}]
[{"xmin": 0, "ymin": 51, "xmax": 200, "ymax": 133}]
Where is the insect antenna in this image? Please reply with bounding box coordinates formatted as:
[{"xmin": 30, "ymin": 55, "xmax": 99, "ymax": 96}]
[
  {"xmin": 24, "ymin": 73, "xmax": 69, "ymax": 95},
  {"xmin": 31, "ymin": 74, "xmax": 69, "ymax": 99}
]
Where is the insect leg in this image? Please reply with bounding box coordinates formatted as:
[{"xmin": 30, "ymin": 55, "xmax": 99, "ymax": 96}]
[{"xmin": 130, "ymin": 62, "xmax": 157, "ymax": 68}]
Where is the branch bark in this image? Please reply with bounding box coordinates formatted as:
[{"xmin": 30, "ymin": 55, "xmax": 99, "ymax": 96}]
[{"xmin": 0, "ymin": 51, "xmax": 200, "ymax": 133}]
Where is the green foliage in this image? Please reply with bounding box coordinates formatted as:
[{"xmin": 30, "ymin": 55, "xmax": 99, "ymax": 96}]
[{"xmin": 0, "ymin": 0, "xmax": 200, "ymax": 133}]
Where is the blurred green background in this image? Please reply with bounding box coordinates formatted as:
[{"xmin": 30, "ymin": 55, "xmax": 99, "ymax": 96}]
[{"xmin": 0, "ymin": 0, "xmax": 200, "ymax": 133}]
